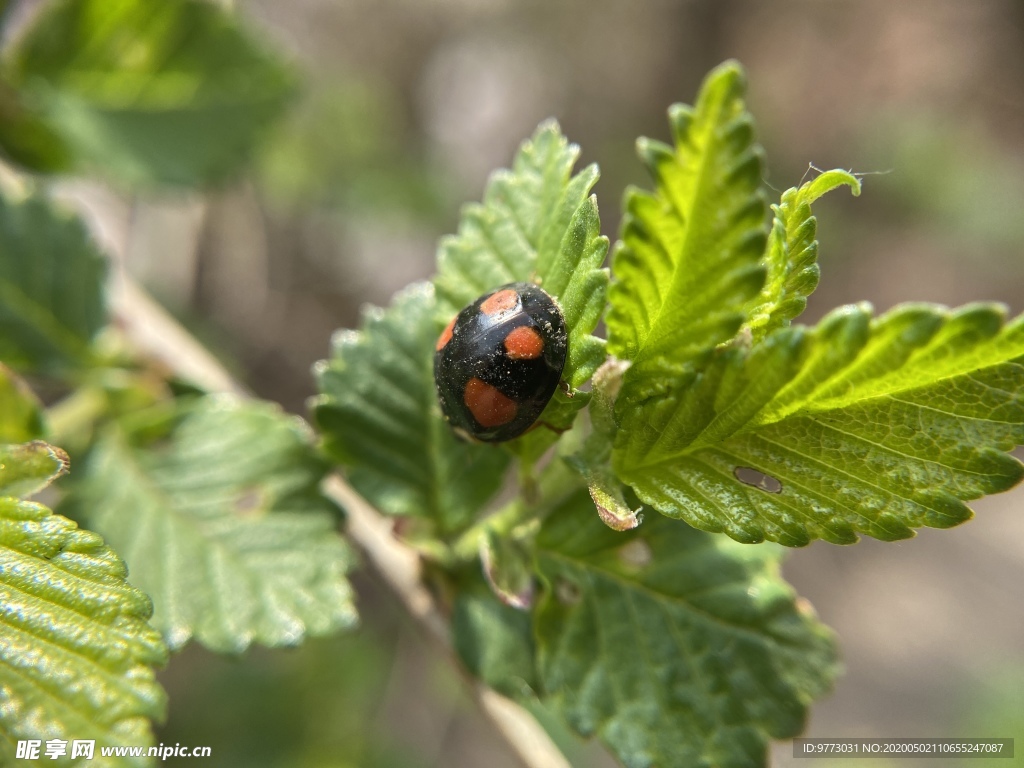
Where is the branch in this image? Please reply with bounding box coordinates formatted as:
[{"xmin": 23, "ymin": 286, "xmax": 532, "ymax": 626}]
[{"xmin": 108, "ymin": 270, "xmax": 572, "ymax": 768}]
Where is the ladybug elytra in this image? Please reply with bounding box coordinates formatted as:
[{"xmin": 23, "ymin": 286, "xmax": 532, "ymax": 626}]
[{"xmin": 434, "ymin": 282, "xmax": 568, "ymax": 442}]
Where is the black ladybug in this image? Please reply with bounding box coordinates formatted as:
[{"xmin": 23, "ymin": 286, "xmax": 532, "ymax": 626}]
[{"xmin": 434, "ymin": 282, "xmax": 568, "ymax": 442}]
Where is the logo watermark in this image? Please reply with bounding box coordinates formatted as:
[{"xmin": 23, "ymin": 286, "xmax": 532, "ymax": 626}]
[
  {"xmin": 793, "ymin": 738, "xmax": 1014, "ymax": 759},
  {"xmin": 16, "ymin": 740, "xmax": 211, "ymax": 761}
]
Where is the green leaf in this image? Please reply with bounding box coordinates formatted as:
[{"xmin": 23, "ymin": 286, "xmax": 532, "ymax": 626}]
[
  {"xmin": 313, "ymin": 282, "xmax": 509, "ymax": 534},
  {"xmin": 534, "ymin": 492, "xmax": 838, "ymax": 768},
  {"xmin": 0, "ymin": 484, "xmax": 167, "ymax": 764},
  {"xmin": 0, "ymin": 191, "xmax": 107, "ymax": 375},
  {"xmin": 434, "ymin": 120, "xmax": 609, "ymax": 392},
  {"xmin": 7, "ymin": 0, "xmax": 295, "ymax": 187},
  {"xmin": 0, "ymin": 364, "xmax": 45, "ymax": 442},
  {"xmin": 744, "ymin": 169, "xmax": 861, "ymax": 341},
  {"xmin": 615, "ymin": 302, "xmax": 1024, "ymax": 546},
  {"xmin": 545, "ymin": 195, "xmax": 611, "ymax": 390},
  {"xmin": 452, "ymin": 578, "xmax": 538, "ymax": 700},
  {"xmin": 606, "ymin": 60, "xmax": 767, "ymax": 404},
  {"xmin": 0, "ymin": 78, "xmax": 74, "ymax": 173},
  {"xmin": 0, "ymin": 441, "xmax": 68, "ymax": 498},
  {"xmin": 63, "ymin": 395, "xmax": 357, "ymax": 652}
]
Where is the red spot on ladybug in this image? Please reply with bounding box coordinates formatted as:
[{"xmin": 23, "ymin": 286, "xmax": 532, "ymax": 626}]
[
  {"xmin": 504, "ymin": 326, "xmax": 544, "ymax": 360},
  {"xmin": 480, "ymin": 289, "xmax": 519, "ymax": 315},
  {"xmin": 463, "ymin": 377, "xmax": 518, "ymax": 428},
  {"xmin": 436, "ymin": 316, "xmax": 456, "ymax": 351}
]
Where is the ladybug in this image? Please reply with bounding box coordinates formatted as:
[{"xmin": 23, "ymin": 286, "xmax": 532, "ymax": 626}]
[{"xmin": 434, "ymin": 282, "xmax": 567, "ymax": 443}]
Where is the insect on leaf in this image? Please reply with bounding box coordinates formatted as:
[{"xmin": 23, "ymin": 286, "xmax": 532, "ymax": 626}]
[
  {"xmin": 434, "ymin": 121, "xmax": 609, "ymax": 395},
  {"xmin": 314, "ymin": 282, "xmax": 509, "ymax": 534}
]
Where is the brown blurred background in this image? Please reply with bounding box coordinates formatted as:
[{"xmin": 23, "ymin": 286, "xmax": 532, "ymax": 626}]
[{"xmin": 73, "ymin": 1, "xmax": 1024, "ymax": 766}]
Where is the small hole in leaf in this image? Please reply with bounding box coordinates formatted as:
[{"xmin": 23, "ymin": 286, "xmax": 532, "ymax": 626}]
[{"xmin": 734, "ymin": 466, "xmax": 782, "ymax": 493}]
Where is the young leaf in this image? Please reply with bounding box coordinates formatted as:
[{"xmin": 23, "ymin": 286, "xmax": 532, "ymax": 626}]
[
  {"xmin": 606, "ymin": 60, "xmax": 767, "ymax": 404},
  {"xmin": 6, "ymin": 0, "xmax": 295, "ymax": 187},
  {"xmin": 566, "ymin": 358, "xmax": 640, "ymax": 530},
  {"xmin": 0, "ymin": 191, "xmax": 107, "ymax": 375},
  {"xmin": 534, "ymin": 492, "xmax": 838, "ymax": 768},
  {"xmin": 744, "ymin": 169, "xmax": 861, "ymax": 341},
  {"xmin": 615, "ymin": 303, "xmax": 1024, "ymax": 546},
  {"xmin": 63, "ymin": 395, "xmax": 357, "ymax": 653},
  {"xmin": 434, "ymin": 120, "xmax": 609, "ymax": 391},
  {"xmin": 313, "ymin": 282, "xmax": 509, "ymax": 534},
  {"xmin": 0, "ymin": 462, "xmax": 167, "ymax": 765},
  {"xmin": 0, "ymin": 364, "xmax": 45, "ymax": 442}
]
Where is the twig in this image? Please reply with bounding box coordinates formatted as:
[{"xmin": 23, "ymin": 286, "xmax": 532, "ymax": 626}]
[{"xmin": 108, "ymin": 274, "xmax": 571, "ymax": 768}]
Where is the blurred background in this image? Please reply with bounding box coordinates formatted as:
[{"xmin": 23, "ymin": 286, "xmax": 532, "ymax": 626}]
[{"xmin": 12, "ymin": 0, "xmax": 1024, "ymax": 765}]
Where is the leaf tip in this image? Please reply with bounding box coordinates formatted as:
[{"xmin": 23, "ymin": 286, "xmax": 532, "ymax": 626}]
[
  {"xmin": 798, "ymin": 168, "xmax": 863, "ymax": 205},
  {"xmin": 533, "ymin": 116, "xmax": 563, "ymax": 136},
  {"xmin": 690, "ymin": 58, "xmax": 747, "ymax": 96},
  {"xmin": 594, "ymin": 498, "xmax": 642, "ymax": 531},
  {"xmin": 635, "ymin": 136, "xmax": 675, "ymax": 177}
]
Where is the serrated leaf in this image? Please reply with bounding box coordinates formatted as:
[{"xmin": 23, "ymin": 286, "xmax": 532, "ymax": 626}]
[
  {"xmin": 0, "ymin": 191, "xmax": 107, "ymax": 375},
  {"xmin": 0, "ymin": 364, "xmax": 45, "ymax": 442},
  {"xmin": 0, "ymin": 441, "xmax": 68, "ymax": 498},
  {"xmin": 744, "ymin": 169, "xmax": 861, "ymax": 341},
  {"xmin": 545, "ymin": 195, "xmax": 611, "ymax": 389},
  {"xmin": 606, "ymin": 60, "xmax": 767, "ymax": 404},
  {"xmin": 0, "ymin": 496, "xmax": 167, "ymax": 766},
  {"xmin": 533, "ymin": 492, "xmax": 838, "ymax": 768},
  {"xmin": 63, "ymin": 395, "xmax": 357, "ymax": 653},
  {"xmin": 313, "ymin": 282, "xmax": 509, "ymax": 534},
  {"xmin": 434, "ymin": 120, "xmax": 609, "ymax": 395},
  {"xmin": 615, "ymin": 302, "xmax": 1024, "ymax": 546},
  {"xmin": 6, "ymin": 0, "xmax": 295, "ymax": 187}
]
